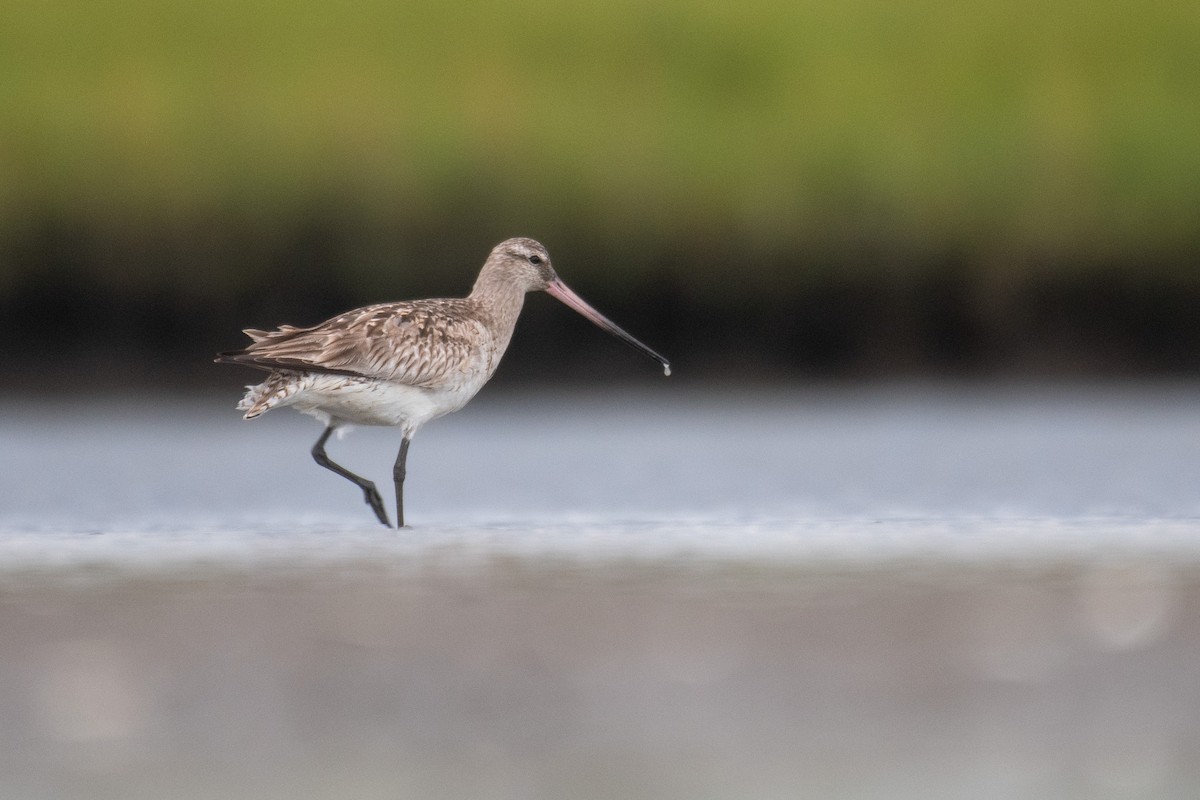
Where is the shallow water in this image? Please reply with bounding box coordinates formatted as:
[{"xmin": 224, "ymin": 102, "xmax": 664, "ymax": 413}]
[
  {"xmin": 5, "ymin": 383, "xmax": 1200, "ymax": 563},
  {"xmin": 2, "ymin": 385, "xmax": 1200, "ymax": 798}
]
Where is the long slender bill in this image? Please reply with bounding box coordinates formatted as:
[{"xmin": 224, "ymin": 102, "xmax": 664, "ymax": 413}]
[{"xmin": 545, "ymin": 279, "xmax": 671, "ymax": 376}]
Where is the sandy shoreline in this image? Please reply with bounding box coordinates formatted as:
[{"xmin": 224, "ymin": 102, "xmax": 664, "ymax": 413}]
[{"xmin": 2, "ymin": 555, "xmax": 1198, "ymax": 799}]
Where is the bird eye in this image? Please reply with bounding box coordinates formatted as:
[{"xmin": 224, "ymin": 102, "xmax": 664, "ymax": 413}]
[{"xmin": 528, "ymin": 254, "xmax": 542, "ymax": 265}]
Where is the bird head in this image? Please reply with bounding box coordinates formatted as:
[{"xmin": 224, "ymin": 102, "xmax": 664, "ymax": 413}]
[{"xmin": 485, "ymin": 237, "xmax": 558, "ymax": 292}]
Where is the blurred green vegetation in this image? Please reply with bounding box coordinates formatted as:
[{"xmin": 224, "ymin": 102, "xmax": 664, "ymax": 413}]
[{"xmin": 1, "ymin": 0, "xmax": 1198, "ymax": 377}]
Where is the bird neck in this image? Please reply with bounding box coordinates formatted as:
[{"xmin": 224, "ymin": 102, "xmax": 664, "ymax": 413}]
[{"xmin": 468, "ymin": 271, "xmax": 528, "ymax": 339}]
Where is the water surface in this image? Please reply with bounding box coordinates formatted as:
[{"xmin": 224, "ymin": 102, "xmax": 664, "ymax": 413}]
[
  {"xmin": 2, "ymin": 385, "xmax": 1199, "ymax": 799},
  {"xmin": 5, "ymin": 384, "xmax": 1200, "ymax": 565}
]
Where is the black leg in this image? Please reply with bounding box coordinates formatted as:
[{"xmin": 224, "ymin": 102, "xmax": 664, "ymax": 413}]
[
  {"xmin": 393, "ymin": 437, "xmax": 411, "ymax": 529},
  {"xmin": 310, "ymin": 425, "xmax": 391, "ymax": 527}
]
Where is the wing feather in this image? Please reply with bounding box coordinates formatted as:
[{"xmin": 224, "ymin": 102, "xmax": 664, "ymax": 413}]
[{"xmin": 216, "ymin": 300, "xmax": 490, "ymax": 388}]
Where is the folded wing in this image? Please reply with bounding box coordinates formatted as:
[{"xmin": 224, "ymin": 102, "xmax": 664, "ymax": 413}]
[{"xmin": 215, "ymin": 300, "xmax": 489, "ymax": 389}]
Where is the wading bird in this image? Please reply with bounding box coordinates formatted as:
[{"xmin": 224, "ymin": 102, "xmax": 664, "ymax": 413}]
[{"xmin": 216, "ymin": 237, "xmax": 670, "ymax": 527}]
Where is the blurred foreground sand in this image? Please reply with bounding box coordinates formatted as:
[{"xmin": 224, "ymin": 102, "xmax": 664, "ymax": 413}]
[{"xmin": 1, "ymin": 556, "xmax": 1198, "ymax": 800}]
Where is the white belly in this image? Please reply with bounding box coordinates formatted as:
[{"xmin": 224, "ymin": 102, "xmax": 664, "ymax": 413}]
[{"xmin": 285, "ymin": 373, "xmax": 485, "ymax": 435}]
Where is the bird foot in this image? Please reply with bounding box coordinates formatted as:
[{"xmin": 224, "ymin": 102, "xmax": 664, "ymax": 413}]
[{"xmin": 362, "ymin": 486, "xmax": 392, "ymax": 527}]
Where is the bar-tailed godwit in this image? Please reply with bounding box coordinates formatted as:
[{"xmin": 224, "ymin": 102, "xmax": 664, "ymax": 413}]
[{"xmin": 216, "ymin": 237, "xmax": 669, "ymax": 527}]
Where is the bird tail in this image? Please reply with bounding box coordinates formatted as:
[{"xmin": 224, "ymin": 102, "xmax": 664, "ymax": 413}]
[{"xmin": 237, "ymin": 372, "xmax": 301, "ymax": 419}]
